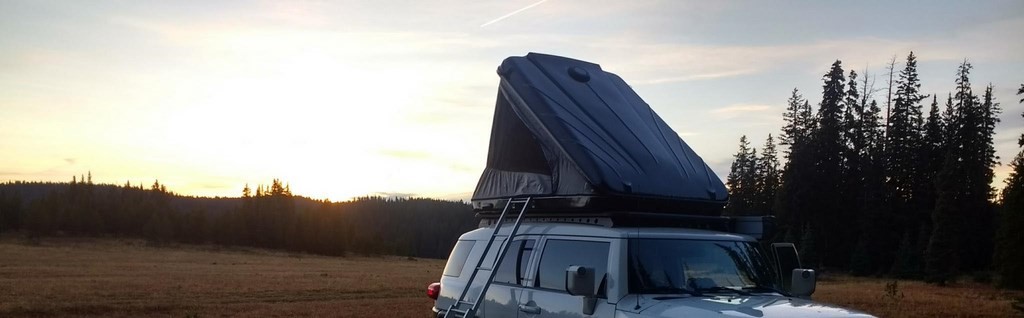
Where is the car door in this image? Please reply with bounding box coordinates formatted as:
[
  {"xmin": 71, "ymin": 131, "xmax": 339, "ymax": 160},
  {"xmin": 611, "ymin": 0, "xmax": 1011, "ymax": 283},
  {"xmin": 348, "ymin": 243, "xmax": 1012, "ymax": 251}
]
[
  {"xmin": 517, "ymin": 237, "xmax": 615, "ymax": 318},
  {"xmin": 481, "ymin": 238, "xmax": 537, "ymax": 318}
]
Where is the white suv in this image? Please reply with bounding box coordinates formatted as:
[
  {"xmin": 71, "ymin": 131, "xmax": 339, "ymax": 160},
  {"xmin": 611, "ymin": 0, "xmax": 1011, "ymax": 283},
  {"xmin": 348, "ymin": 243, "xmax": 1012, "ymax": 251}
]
[{"xmin": 428, "ymin": 221, "xmax": 875, "ymax": 318}]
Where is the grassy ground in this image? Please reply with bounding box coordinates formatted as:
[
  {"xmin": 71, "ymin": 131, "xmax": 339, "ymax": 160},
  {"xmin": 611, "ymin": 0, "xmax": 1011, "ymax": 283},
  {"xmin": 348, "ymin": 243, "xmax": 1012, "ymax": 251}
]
[
  {"xmin": 0, "ymin": 237, "xmax": 444, "ymax": 317},
  {"xmin": 816, "ymin": 274, "xmax": 1023, "ymax": 317},
  {"xmin": 1, "ymin": 237, "xmax": 1021, "ymax": 317}
]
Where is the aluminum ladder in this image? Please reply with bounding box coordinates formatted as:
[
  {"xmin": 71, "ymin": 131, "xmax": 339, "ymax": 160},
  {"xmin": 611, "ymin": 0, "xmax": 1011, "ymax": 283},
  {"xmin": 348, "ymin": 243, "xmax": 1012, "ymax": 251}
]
[{"xmin": 444, "ymin": 197, "xmax": 532, "ymax": 318}]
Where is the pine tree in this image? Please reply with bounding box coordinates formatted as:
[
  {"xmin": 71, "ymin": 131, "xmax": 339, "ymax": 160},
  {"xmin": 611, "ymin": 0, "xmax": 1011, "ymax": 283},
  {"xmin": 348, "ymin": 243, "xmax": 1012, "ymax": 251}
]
[
  {"xmin": 886, "ymin": 52, "xmax": 928, "ymax": 223},
  {"xmin": 960, "ymin": 84, "xmax": 1001, "ymax": 271},
  {"xmin": 776, "ymin": 89, "xmax": 816, "ymax": 241},
  {"xmin": 926, "ymin": 61, "xmax": 997, "ymax": 283},
  {"xmin": 754, "ymin": 135, "xmax": 780, "ymax": 215},
  {"xmin": 837, "ymin": 70, "xmax": 865, "ymax": 269},
  {"xmin": 892, "ymin": 95, "xmax": 947, "ymax": 278},
  {"xmin": 923, "ymin": 96, "xmax": 946, "ymax": 181},
  {"xmin": 808, "ymin": 60, "xmax": 848, "ymax": 266},
  {"xmin": 844, "ymin": 70, "xmax": 867, "ymax": 174},
  {"xmin": 781, "ymin": 88, "xmax": 814, "ymax": 152},
  {"xmin": 994, "ymin": 85, "xmax": 1024, "ymax": 288},
  {"xmin": 851, "ymin": 95, "xmax": 893, "ymax": 275},
  {"xmin": 726, "ymin": 136, "xmax": 758, "ymax": 215}
]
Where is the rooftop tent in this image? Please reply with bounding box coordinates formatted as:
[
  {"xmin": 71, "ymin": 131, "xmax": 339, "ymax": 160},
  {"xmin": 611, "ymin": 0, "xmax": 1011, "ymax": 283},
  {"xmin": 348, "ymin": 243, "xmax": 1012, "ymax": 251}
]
[{"xmin": 472, "ymin": 53, "xmax": 728, "ymax": 214}]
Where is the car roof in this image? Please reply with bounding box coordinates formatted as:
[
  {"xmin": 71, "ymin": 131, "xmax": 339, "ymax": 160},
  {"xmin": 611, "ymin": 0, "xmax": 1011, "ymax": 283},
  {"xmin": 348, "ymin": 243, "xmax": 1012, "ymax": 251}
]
[{"xmin": 458, "ymin": 222, "xmax": 754, "ymax": 242}]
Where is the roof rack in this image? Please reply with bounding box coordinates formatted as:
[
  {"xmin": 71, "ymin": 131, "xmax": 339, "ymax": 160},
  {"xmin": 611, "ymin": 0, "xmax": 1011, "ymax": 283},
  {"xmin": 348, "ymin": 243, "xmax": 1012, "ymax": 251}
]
[
  {"xmin": 474, "ymin": 198, "xmax": 775, "ymax": 240},
  {"xmin": 472, "ymin": 195, "xmax": 724, "ymax": 215}
]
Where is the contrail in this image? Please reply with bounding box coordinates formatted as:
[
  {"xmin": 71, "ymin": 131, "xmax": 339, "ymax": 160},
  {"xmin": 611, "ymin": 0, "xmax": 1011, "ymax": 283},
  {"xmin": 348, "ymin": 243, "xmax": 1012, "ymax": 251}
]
[{"xmin": 480, "ymin": 0, "xmax": 550, "ymax": 28}]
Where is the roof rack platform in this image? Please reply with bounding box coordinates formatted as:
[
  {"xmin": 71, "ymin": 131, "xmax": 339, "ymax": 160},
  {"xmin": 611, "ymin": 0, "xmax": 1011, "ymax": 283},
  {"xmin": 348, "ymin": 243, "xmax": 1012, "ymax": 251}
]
[
  {"xmin": 472, "ymin": 195, "xmax": 723, "ymax": 215},
  {"xmin": 474, "ymin": 197, "xmax": 775, "ymax": 240}
]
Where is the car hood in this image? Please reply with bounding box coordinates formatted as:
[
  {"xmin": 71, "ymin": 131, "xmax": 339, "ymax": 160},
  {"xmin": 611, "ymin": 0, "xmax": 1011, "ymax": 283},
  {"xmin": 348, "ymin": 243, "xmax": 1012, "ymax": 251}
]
[{"xmin": 618, "ymin": 295, "xmax": 875, "ymax": 318}]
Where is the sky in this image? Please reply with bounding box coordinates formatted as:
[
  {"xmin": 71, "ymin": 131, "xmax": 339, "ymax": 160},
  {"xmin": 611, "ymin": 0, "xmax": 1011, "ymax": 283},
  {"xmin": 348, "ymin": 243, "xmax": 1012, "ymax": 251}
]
[{"xmin": 1, "ymin": 0, "xmax": 1022, "ymax": 201}]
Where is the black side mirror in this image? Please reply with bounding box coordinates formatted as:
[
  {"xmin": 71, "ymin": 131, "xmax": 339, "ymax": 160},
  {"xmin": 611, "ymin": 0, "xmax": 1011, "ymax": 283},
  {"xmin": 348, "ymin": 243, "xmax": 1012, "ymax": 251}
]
[
  {"xmin": 565, "ymin": 265, "xmax": 597, "ymax": 315},
  {"xmin": 790, "ymin": 269, "xmax": 817, "ymax": 298},
  {"xmin": 565, "ymin": 265, "xmax": 595, "ymax": 296}
]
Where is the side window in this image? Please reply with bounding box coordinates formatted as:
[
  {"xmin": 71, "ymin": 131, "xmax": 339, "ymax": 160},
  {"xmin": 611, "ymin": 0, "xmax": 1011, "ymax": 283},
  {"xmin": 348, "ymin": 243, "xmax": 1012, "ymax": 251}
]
[
  {"xmin": 493, "ymin": 239, "xmax": 536, "ymax": 285},
  {"xmin": 443, "ymin": 240, "xmax": 476, "ymax": 277},
  {"xmin": 535, "ymin": 240, "xmax": 609, "ymax": 296}
]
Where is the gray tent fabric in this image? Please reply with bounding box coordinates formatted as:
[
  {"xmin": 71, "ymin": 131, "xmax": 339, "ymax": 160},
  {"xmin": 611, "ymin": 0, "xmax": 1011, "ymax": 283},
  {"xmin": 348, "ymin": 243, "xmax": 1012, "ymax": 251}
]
[{"xmin": 471, "ymin": 53, "xmax": 728, "ymax": 208}]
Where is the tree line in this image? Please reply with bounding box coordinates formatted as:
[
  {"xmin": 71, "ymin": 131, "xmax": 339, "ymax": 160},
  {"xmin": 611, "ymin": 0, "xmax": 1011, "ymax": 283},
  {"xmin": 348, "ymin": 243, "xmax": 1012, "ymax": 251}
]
[
  {"xmin": 0, "ymin": 177, "xmax": 477, "ymax": 259},
  {"xmin": 725, "ymin": 52, "xmax": 1023, "ymax": 288}
]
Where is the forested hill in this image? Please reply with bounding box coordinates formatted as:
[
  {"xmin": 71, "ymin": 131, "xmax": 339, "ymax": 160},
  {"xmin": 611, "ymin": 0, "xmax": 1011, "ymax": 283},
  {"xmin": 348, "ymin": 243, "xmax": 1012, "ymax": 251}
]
[{"xmin": 0, "ymin": 179, "xmax": 477, "ymax": 259}]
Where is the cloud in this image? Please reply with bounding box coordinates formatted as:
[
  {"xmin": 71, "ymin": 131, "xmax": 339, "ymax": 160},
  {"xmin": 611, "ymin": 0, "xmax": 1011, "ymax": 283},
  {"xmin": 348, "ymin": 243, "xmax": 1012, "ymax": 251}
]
[
  {"xmin": 709, "ymin": 104, "xmax": 774, "ymax": 119},
  {"xmin": 634, "ymin": 69, "xmax": 758, "ymax": 85},
  {"xmin": 64, "ymin": 158, "xmax": 77, "ymax": 165}
]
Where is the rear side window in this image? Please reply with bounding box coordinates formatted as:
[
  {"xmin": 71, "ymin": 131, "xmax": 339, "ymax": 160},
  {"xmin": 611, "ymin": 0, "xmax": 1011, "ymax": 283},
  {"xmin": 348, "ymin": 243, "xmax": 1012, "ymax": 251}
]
[
  {"xmin": 493, "ymin": 239, "xmax": 536, "ymax": 285},
  {"xmin": 536, "ymin": 240, "xmax": 609, "ymax": 294},
  {"xmin": 443, "ymin": 240, "xmax": 476, "ymax": 277}
]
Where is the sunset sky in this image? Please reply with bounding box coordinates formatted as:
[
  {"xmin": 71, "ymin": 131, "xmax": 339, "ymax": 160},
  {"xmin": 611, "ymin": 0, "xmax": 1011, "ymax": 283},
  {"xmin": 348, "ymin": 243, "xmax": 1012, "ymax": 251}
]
[{"xmin": 1, "ymin": 1, "xmax": 1022, "ymax": 201}]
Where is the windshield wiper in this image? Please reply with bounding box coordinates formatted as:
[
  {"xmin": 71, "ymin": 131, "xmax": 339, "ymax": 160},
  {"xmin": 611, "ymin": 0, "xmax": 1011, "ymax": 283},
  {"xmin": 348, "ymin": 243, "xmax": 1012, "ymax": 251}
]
[
  {"xmin": 695, "ymin": 286, "xmax": 752, "ymax": 296},
  {"xmin": 740, "ymin": 285, "xmax": 790, "ymax": 296},
  {"xmin": 642, "ymin": 286, "xmax": 703, "ymax": 296}
]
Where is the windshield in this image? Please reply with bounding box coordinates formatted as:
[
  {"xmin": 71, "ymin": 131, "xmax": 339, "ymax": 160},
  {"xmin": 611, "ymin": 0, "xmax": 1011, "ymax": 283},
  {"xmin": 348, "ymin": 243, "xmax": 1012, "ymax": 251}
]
[{"xmin": 628, "ymin": 239, "xmax": 779, "ymax": 294}]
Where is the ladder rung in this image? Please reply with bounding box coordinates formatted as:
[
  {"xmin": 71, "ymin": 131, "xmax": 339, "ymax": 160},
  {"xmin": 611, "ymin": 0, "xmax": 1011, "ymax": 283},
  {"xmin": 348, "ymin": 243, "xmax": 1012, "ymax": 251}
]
[
  {"xmin": 448, "ymin": 308, "xmax": 468, "ymax": 315},
  {"xmin": 458, "ymin": 300, "xmax": 475, "ymax": 306},
  {"xmin": 476, "ymin": 266, "xmax": 492, "ymax": 271}
]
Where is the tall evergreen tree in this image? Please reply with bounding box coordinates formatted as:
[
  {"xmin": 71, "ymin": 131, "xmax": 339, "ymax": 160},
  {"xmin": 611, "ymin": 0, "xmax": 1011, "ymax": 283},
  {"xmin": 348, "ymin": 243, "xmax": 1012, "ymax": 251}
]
[
  {"xmin": 961, "ymin": 84, "xmax": 1001, "ymax": 271},
  {"xmin": 923, "ymin": 96, "xmax": 946, "ymax": 184},
  {"xmin": 886, "ymin": 52, "xmax": 928, "ymax": 226},
  {"xmin": 849, "ymin": 62, "xmax": 896, "ymax": 275},
  {"xmin": 726, "ymin": 136, "xmax": 758, "ymax": 216},
  {"xmin": 851, "ymin": 98, "xmax": 891, "ymax": 275},
  {"xmin": 780, "ymin": 88, "xmax": 815, "ymax": 153},
  {"xmin": 808, "ymin": 60, "xmax": 848, "ymax": 267},
  {"xmin": 754, "ymin": 135, "xmax": 781, "ymax": 215},
  {"xmin": 836, "ymin": 69, "xmax": 866, "ymax": 271},
  {"xmin": 993, "ymin": 85, "xmax": 1024, "ymax": 289},
  {"xmin": 926, "ymin": 61, "xmax": 998, "ymax": 283},
  {"xmin": 776, "ymin": 89, "xmax": 815, "ymax": 242},
  {"xmin": 892, "ymin": 95, "xmax": 947, "ymax": 278}
]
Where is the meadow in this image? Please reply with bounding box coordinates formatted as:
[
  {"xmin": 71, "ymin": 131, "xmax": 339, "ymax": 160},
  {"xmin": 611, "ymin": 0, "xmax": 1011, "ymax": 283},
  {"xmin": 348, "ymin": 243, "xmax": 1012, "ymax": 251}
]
[{"xmin": 0, "ymin": 237, "xmax": 1020, "ymax": 317}]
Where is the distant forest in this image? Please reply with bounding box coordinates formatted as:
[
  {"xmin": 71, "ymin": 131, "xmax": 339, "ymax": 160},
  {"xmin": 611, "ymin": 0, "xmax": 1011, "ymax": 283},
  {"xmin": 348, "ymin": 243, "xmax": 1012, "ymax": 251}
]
[
  {"xmin": 0, "ymin": 177, "xmax": 476, "ymax": 259},
  {"xmin": 723, "ymin": 52, "xmax": 1024, "ymax": 288}
]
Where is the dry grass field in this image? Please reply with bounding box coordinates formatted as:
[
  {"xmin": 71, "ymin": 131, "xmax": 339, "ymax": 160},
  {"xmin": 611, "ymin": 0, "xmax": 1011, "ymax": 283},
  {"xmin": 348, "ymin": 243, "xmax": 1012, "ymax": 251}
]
[
  {"xmin": 1, "ymin": 237, "xmax": 1021, "ymax": 317},
  {"xmin": 0, "ymin": 237, "xmax": 445, "ymax": 317},
  {"xmin": 816, "ymin": 274, "xmax": 1023, "ymax": 317}
]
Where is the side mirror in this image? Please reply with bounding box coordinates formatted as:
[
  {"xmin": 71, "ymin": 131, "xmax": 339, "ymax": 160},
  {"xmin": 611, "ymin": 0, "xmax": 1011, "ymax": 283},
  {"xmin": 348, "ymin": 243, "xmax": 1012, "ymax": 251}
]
[
  {"xmin": 565, "ymin": 265, "xmax": 597, "ymax": 315},
  {"xmin": 566, "ymin": 265, "xmax": 595, "ymax": 296},
  {"xmin": 790, "ymin": 269, "xmax": 816, "ymax": 298}
]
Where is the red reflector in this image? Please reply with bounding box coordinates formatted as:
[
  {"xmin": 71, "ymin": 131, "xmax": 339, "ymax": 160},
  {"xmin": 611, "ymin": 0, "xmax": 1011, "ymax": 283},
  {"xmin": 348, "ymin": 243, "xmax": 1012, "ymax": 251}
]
[{"xmin": 427, "ymin": 282, "xmax": 441, "ymax": 300}]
